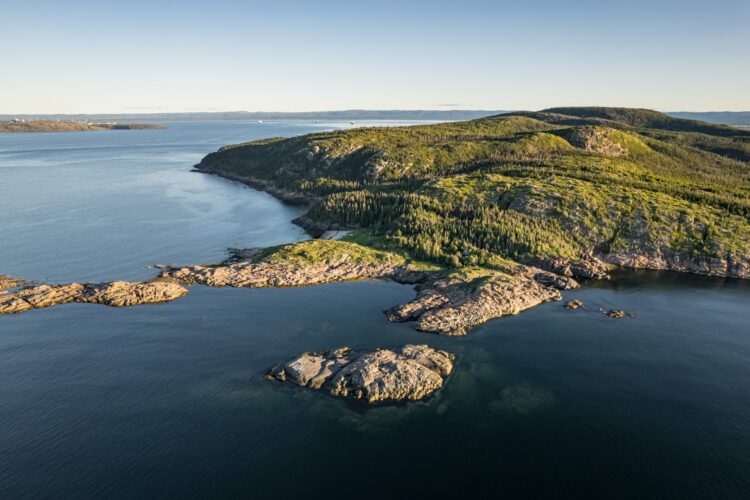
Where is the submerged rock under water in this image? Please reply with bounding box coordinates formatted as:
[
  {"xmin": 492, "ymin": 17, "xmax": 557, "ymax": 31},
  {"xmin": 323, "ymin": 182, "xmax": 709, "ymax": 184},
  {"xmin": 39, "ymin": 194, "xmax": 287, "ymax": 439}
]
[{"xmin": 489, "ymin": 383, "xmax": 555, "ymax": 415}]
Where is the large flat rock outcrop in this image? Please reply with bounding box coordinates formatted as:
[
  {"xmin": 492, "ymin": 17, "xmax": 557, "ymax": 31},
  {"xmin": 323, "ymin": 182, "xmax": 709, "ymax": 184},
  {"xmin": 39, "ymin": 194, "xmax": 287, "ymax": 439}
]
[
  {"xmin": 162, "ymin": 258, "xmax": 399, "ymax": 288},
  {"xmin": 0, "ymin": 280, "xmax": 188, "ymax": 315},
  {"xmin": 161, "ymin": 239, "xmax": 408, "ymax": 288}
]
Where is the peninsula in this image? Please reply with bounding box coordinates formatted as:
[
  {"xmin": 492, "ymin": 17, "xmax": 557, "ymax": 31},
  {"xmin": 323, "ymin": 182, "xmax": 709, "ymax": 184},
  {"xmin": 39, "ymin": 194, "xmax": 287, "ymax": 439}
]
[
  {"xmin": 194, "ymin": 107, "xmax": 750, "ymax": 278},
  {"xmin": 0, "ymin": 120, "xmax": 165, "ymax": 133},
  {"xmin": 180, "ymin": 107, "xmax": 750, "ymax": 332}
]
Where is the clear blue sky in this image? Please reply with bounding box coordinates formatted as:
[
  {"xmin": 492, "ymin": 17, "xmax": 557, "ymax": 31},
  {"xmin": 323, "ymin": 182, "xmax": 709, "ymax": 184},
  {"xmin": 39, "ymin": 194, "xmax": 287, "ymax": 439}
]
[{"xmin": 2, "ymin": 0, "xmax": 748, "ymax": 113}]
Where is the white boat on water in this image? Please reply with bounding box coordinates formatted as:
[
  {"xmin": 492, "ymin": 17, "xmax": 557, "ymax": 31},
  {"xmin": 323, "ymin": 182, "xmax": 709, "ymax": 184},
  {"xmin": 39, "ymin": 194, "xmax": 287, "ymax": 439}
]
[{"xmin": 257, "ymin": 120, "xmax": 263, "ymax": 124}]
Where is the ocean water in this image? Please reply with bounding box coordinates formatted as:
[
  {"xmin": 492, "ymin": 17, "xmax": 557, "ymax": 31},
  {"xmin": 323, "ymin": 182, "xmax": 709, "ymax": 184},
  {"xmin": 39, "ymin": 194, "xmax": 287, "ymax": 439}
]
[{"xmin": 1, "ymin": 123, "xmax": 749, "ymax": 499}]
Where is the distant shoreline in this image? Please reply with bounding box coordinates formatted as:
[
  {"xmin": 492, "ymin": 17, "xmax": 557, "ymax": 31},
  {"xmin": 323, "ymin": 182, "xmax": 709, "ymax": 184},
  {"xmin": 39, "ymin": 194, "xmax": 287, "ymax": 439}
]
[
  {"xmin": 2, "ymin": 110, "xmax": 749, "ymax": 127},
  {"xmin": 0, "ymin": 120, "xmax": 166, "ymax": 133}
]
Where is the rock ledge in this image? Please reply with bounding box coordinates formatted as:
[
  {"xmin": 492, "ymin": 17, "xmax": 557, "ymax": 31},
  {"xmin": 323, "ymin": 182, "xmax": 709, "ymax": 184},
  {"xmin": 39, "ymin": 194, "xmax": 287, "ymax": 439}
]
[{"xmin": 0, "ymin": 280, "xmax": 188, "ymax": 315}]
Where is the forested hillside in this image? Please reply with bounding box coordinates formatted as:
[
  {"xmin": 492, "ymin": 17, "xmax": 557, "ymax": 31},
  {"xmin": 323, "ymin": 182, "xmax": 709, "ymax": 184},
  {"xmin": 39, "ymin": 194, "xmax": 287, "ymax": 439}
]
[{"xmin": 196, "ymin": 107, "xmax": 750, "ymax": 278}]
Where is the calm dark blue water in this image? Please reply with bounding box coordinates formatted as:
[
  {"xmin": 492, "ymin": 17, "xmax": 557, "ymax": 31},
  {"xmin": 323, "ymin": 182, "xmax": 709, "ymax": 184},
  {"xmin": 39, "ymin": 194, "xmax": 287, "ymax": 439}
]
[{"xmin": 1, "ymin": 123, "xmax": 749, "ymax": 499}]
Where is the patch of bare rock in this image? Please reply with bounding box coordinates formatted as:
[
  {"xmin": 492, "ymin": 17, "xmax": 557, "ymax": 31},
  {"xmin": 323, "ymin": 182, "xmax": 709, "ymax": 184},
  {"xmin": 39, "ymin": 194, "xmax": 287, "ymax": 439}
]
[
  {"xmin": 0, "ymin": 280, "xmax": 188, "ymax": 314},
  {"xmin": 566, "ymin": 126, "xmax": 628, "ymax": 157},
  {"xmin": 0, "ymin": 275, "xmax": 23, "ymax": 290},
  {"xmin": 386, "ymin": 269, "xmax": 574, "ymax": 336},
  {"xmin": 531, "ymin": 255, "xmax": 613, "ymax": 280},
  {"xmin": 268, "ymin": 344, "xmax": 455, "ymax": 403}
]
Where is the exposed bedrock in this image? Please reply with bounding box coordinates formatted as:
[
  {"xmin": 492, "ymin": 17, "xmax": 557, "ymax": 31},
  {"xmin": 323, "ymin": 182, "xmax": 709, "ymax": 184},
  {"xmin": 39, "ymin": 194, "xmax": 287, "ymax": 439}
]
[
  {"xmin": 161, "ymin": 258, "xmax": 403, "ymax": 288},
  {"xmin": 268, "ymin": 344, "xmax": 455, "ymax": 403},
  {"xmin": 0, "ymin": 280, "xmax": 188, "ymax": 315},
  {"xmin": 526, "ymin": 255, "xmax": 613, "ymax": 280},
  {"xmin": 385, "ymin": 269, "xmax": 570, "ymax": 336},
  {"xmin": 162, "ymin": 244, "xmax": 576, "ymax": 335}
]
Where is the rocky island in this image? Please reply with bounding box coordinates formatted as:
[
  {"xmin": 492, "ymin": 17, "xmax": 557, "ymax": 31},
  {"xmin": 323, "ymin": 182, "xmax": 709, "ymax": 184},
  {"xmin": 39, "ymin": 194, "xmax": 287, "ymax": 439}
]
[
  {"xmin": 0, "ymin": 120, "xmax": 165, "ymax": 133},
  {"xmin": 268, "ymin": 344, "xmax": 455, "ymax": 402}
]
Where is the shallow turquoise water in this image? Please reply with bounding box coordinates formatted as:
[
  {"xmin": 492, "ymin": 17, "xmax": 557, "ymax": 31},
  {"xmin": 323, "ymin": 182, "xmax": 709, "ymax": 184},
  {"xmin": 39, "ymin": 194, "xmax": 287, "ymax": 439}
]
[{"xmin": 1, "ymin": 123, "xmax": 749, "ymax": 498}]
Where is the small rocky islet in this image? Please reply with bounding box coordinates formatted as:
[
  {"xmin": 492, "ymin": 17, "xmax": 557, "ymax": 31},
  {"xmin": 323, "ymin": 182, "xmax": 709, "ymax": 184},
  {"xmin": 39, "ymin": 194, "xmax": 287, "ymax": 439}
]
[
  {"xmin": 602, "ymin": 309, "xmax": 635, "ymax": 318},
  {"xmin": 564, "ymin": 299, "xmax": 584, "ymax": 310},
  {"xmin": 268, "ymin": 344, "xmax": 455, "ymax": 403}
]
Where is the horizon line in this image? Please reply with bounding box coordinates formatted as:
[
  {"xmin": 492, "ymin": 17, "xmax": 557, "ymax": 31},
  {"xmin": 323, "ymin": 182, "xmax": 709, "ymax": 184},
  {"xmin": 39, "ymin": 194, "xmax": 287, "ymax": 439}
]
[{"xmin": 3, "ymin": 108, "xmax": 750, "ymax": 117}]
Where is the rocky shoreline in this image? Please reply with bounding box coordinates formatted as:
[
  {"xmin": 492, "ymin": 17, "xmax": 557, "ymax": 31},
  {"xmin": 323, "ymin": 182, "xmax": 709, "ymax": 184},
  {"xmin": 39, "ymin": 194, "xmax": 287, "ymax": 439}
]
[
  {"xmin": 0, "ymin": 279, "xmax": 187, "ymax": 314},
  {"xmin": 2, "ymin": 238, "xmax": 580, "ymax": 336},
  {"xmin": 191, "ymin": 168, "xmax": 339, "ymax": 238},
  {"xmin": 268, "ymin": 344, "xmax": 455, "ymax": 403},
  {"xmin": 192, "ymin": 168, "xmax": 315, "ymax": 206},
  {"xmin": 160, "ymin": 250, "xmax": 409, "ymax": 288},
  {"xmin": 601, "ymin": 250, "xmax": 750, "ymax": 280},
  {"xmin": 159, "ymin": 239, "xmax": 579, "ymax": 336}
]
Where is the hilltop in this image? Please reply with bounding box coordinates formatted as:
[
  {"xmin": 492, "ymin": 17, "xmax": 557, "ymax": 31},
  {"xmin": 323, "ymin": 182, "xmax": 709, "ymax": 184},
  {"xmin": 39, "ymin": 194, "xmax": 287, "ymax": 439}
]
[{"xmin": 0, "ymin": 120, "xmax": 166, "ymax": 133}]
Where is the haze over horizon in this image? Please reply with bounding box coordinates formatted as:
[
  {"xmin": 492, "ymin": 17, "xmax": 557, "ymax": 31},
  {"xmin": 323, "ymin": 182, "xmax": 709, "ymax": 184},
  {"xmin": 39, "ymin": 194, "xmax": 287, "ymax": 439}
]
[{"xmin": 2, "ymin": 0, "xmax": 749, "ymax": 114}]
